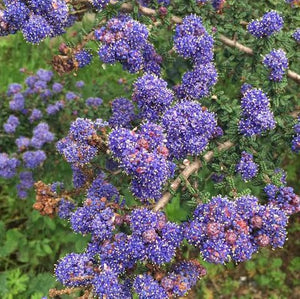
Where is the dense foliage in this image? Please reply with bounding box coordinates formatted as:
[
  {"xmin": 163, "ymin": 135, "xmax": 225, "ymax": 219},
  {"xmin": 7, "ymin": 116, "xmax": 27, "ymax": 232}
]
[{"xmin": 0, "ymin": 0, "xmax": 299, "ymax": 298}]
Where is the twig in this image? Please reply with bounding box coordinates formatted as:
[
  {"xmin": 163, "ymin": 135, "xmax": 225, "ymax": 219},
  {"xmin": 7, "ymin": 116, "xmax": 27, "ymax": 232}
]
[{"xmin": 154, "ymin": 140, "xmax": 234, "ymax": 211}]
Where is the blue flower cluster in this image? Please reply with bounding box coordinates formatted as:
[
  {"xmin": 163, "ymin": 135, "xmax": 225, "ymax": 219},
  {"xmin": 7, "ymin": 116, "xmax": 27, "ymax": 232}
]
[
  {"xmin": 265, "ymin": 184, "xmax": 300, "ymax": 216},
  {"xmin": 161, "ymin": 260, "xmax": 206, "ymax": 297},
  {"xmin": 86, "ymin": 97, "xmax": 103, "ymax": 107},
  {"xmin": 239, "ymin": 88, "xmax": 276, "ymax": 136},
  {"xmin": 56, "ymin": 118, "xmax": 104, "ymax": 164},
  {"xmin": 75, "ymin": 49, "xmax": 93, "ymax": 68},
  {"xmin": 31, "ymin": 123, "xmax": 55, "ymax": 149},
  {"xmin": 90, "ymin": 0, "xmax": 110, "ymax": 11},
  {"xmin": 0, "ymin": 153, "xmax": 20, "ymax": 179},
  {"xmin": 17, "ymin": 171, "xmax": 34, "ymax": 199},
  {"xmin": 129, "ymin": 208, "xmax": 183, "ymax": 264},
  {"xmin": 22, "ymin": 150, "xmax": 46, "ymax": 169},
  {"xmin": 134, "ymin": 274, "xmax": 168, "ymax": 299},
  {"xmin": 3, "ymin": 115, "xmax": 19, "ymax": 134},
  {"xmin": 263, "ymin": 49, "xmax": 289, "ymax": 82},
  {"xmin": 184, "ymin": 195, "xmax": 289, "ymax": 264},
  {"xmin": 291, "ymin": 117, "xmax": 300, "ymax": 153},
  {"xmin": 0, "ymin": 0, "xmax": 76, "ymax": 43},
  {"xmin": 236, "ymin": 151, "xmax": 258, "ymax": 182},
  {"xmin": 248, "ymin": 11, "xmax": 284, "ymax": 38},
  {"xmin": 174, "ymin": 15, "xmax": 217, "ymax": 100},
  {"xmin": 108, "ymin": 98, "xmax": 136, "ymax": 128},
  {"xmin": 95, "ymin": 15, "xmax": 161, "ymax": 74},
  {"xmin": 58, "ymin": 199, "xmax": 75, "ymax": 219},
  {"xmin": 176, "ymin": 63, "xmax": 218, "ymax": 100},
  {"xmin": 132, "ymin": 74, "xmax": 174, "ymax": 122},
  {"xmin": 162, "ymin": 101, "xmax": 218, "ymax": 159},
  {"xmin": 293, "ymin": 28, "xmax": 300, "ymax": 42},
  {"xmin": 174, "ymin": 14, "xmax": 214, "ymax": 64},
  {"xmin": 109, "ymin": 123, "xmax": 175, "ymax": 202}
]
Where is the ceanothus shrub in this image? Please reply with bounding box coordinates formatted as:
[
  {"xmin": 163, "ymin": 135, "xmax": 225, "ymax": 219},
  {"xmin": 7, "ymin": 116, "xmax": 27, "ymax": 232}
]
[{"xmin": 1, "ymin": 1, "xmax": 300, "ymax": 298}]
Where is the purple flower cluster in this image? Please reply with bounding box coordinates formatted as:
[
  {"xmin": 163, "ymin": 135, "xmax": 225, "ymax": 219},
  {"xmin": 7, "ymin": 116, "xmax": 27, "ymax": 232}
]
[
  {"xmin": 29, "ymin": 109, "xmax": 43, "ymax": 123},
  {"xmin": 212, "ymin": 0, "xmax": 226, "ymax": 10},
  {"xmin": 265, "ymin": 184, "xmax": 300, "ymax": 216},
  {"xmin": 162, "ymin": 101, "xmax": 218, "ymax": 159},
  {"xmin": 17, "ymin": 171, "xmax": 34, "ymax": 199},
  {"xmin": 56, "ymin": 118, "xmax": 102, "ymax": 164},
  {"xmin": 0, "ymin": 153, "xmax": 20, "ymax": 179},
  {"xmin": 15, "ymin": 136, "xmax": 31, "ymax": 151},
  {"xmin": 108, "ymin": 98, "xmax": 136, "ymax": 128},
  {"xmin": 129, "ymin": 208, "xmax": 183, "ymax": 264},
  {"xmin": 74, "ymin": 49, "xmax": 93, "ymax": 68},
  {"xmin": 85, "ymin": 97, "xmax": 103, "ymax": 107},
  {"xmin": 46, "ymin": 101, "xmax": 64, "ymax": 115},
  {"xmin": 55, "ymin": 253, "xmax": 94, "ymax": 287},
  {"xmin": 58, "ymin": 199, "xmax": 75, "ymax": 219},
  {"xmin": 132, "ymin": 74, "xmax": 174, "ymax": 122},
  {"xmin": 240, "ymin": 83, "xmax": 252, "ymax": 95},
  {"xmin": 9, "ymin": 93, "xmax": 25, "ymax": 111},
  {"xmin": 96, "ymin": 15, "xmax": 161, "ymax": 74},
  {"xmin": 263, "ymin": 49, "xmax": 288, "ymax": 82},
  {"xmin": 31, "ymin": 123, "xmax": 55, "ymax": 149},
  {"xmin": 185, "ymin": 195, "xmax": 289, "ymax": 264},
  {"xmin": 174, "ymin": 14, "xmax": 214, "ymax": 64},
  {"xmin": 236, "ymin": 151, "xmax": 258, "ymax": 182},
  {"xmin": 89, "ymin": 0, "xmax": 110, "ymax": 11},
  {"xmin": 174, "ymin": 15, "xmax": 217, "ymax": 100},
  {"xmin": 22, "ymin": 150, "xmax": 46, "ymax": 169},
  {"xmin": 292, "ymin": 28, "xmax": 300, "ymax": 43},
  {"xmin": 93, "ymin": 269, "xmax": 131, "ymax": 299},
  {"xmin": 239, "ymin": 88, "xmax": 276, "ymax": 136},
  {"xmin": 161, "ymin": 260, "xmax": 206, "ymax": 297},
  {"xmin": 176, "ymin": 63, "xmax": 218, "ymax": 100},
  {"xmin": 248, "ymin": 11, "xmax": 284, "ymax": 38},
  {"xmin": 109, "ymin": 123, "xmax": 175, "ymax": 202},
  {"xmin": 0, "ymin": 0, "xmax": 75, "ymax": 43},
  {"xmin": 291, "ymin": 117, "xmax": 300, "ymax": 153},
  {"xmin": 3, "ymin": 115, "xmax": 19, "ymax": 134},
  {"xmin": 134, "ymin": 274, "xmax": 168, "ymax": 299}
]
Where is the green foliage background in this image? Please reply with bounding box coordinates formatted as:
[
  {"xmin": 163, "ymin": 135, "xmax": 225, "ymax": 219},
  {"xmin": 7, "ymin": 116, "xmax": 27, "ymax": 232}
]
[{"xmin": 0, "ymin": 0, "xmax": 299, "ymax": 298}]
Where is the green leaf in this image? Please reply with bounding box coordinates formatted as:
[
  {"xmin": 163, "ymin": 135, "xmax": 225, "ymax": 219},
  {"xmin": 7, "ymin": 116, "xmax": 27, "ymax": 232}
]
[{"xmin": 165, "ymin": 193, "xmax": 188, "ymax": 222}]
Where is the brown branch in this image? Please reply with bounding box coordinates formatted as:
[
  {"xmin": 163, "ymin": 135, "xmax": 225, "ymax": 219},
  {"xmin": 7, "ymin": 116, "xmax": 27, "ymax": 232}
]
[
  {"xmin": 219, "ymin": 35, "xmax": 300, "ymax": 83},
  {"xmin": 154, "ymin": 140, "xmax": 234, "ymax": 211}
]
